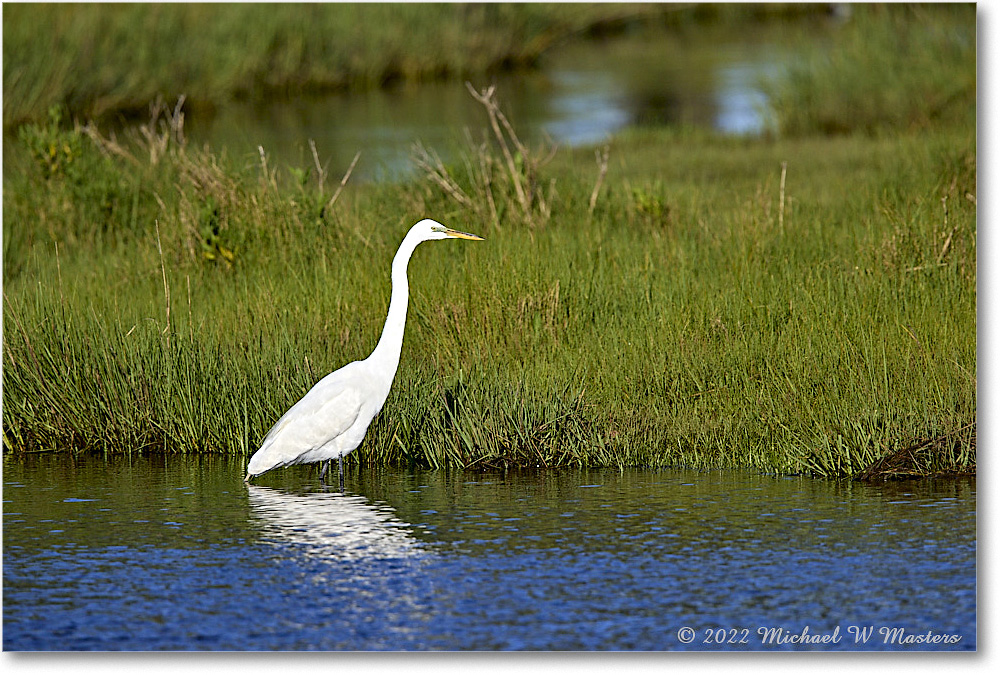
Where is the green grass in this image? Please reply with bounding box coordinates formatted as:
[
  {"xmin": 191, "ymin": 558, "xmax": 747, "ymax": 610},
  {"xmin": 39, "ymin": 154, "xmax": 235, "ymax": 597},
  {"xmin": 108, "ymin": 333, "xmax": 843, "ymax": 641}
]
[
  {"xmin": 2, "ymin": 93, "xmax": 976, "ymax": 477},
  {"xmin": 764, "ymin": 3, "xmax": 976, "ymax": 135},
  {"xmin": 2, "ymin": 5, "xmax": 977, "ymax": 477}
]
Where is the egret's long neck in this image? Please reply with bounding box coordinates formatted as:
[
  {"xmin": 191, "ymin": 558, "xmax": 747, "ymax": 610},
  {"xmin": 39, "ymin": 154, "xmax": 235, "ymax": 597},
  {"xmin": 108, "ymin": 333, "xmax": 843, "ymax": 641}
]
[{"xmin": 367, "ymin": 232, "xmax": 421, "ymax": 380}]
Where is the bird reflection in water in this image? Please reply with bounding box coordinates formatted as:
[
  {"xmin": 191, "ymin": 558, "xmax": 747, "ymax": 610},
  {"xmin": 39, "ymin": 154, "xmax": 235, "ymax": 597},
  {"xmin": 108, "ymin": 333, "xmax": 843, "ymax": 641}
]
[{"xmin": 246, "ymin": 486, "xmax": 424, "ymax": 562}]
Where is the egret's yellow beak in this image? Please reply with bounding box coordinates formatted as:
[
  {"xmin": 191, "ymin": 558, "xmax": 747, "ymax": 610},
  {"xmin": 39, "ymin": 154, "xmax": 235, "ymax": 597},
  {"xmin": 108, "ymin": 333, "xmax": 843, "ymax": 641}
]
[{"xmin": 444, "ymin": 228, "xmax": 484, "ymax": 241}]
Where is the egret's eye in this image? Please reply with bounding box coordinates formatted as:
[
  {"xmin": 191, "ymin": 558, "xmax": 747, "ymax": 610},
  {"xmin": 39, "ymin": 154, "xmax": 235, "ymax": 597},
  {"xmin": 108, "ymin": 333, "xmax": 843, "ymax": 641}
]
[{"xmin": 431, "ymin": 226, "xmax": 447, "ymax": 233}]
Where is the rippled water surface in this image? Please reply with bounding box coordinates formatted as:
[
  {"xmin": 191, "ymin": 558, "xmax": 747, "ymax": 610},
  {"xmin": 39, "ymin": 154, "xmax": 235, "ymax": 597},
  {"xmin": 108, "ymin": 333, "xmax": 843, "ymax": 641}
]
[{"xmin": 3, "ymin": 455, "xmax": 976, "ymax": 651}]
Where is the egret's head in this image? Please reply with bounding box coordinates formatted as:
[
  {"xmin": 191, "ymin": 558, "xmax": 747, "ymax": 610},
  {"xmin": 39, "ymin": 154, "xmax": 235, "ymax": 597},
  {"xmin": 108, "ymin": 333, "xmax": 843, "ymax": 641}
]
[{"xmin": 414, "ymin": 218, "xmax": 484, "ymax": 243}]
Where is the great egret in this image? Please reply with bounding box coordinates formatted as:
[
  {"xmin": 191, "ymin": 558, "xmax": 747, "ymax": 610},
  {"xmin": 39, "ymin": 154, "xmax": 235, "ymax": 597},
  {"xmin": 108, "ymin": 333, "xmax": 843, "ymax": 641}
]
[{"xmin": 244, "ymin": 218, "xmax": 483, "ymax": 488}]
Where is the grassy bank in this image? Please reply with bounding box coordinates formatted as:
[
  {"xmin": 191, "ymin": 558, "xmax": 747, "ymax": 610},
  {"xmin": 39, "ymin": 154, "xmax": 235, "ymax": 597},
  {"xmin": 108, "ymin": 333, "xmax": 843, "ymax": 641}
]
[
  {"xmin": 1, "ymin": 90, "xmax": 976, "ymax": 477},
  {"xmin": 2, "ymin": 4, "xmax": 977, "ymax": 478}
]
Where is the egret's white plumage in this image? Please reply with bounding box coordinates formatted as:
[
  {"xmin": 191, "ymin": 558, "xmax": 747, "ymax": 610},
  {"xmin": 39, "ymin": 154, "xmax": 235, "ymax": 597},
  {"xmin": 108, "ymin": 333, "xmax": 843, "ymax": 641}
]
[{"xmin": 245, "ymin": 218, "xmax": 483, "ymax": 483}]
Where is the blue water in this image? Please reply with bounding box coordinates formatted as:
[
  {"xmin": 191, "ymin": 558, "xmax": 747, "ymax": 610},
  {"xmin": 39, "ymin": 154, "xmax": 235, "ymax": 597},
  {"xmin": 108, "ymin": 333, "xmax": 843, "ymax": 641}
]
[{"xmin": 3, "ymin": 455, "xmax": 976, "ymax": 650}]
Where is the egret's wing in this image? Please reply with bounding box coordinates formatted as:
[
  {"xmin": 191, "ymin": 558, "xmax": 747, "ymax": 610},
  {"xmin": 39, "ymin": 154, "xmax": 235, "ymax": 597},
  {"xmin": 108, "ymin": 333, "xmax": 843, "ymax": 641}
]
[
  {"xmin": 257, "ymin": 363, "xmax": 368, "ymax": 462},
  {"xmin": 262, "ymin": 386, "xmax": 361, "ymax": 445}
]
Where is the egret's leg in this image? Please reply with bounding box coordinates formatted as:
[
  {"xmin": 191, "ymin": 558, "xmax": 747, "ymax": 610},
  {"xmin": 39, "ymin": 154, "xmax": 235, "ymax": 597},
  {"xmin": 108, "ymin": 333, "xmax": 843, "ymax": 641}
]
[
  {"xmin": 319, "ymin": 460, "xmax": 329, "ymax": 482},
  {"xmin": 339, "ymin": 454, "xmax": 344, "ymax": 493}
]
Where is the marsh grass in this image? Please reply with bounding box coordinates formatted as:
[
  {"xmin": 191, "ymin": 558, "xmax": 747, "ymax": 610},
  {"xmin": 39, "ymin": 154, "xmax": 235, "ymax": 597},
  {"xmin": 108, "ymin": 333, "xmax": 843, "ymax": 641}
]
[
  {"xmin": 765, "ymin": 4, "xmax": 976, "ymax": 135},
  {"xmin": 2, "ymin": 79, "xmax": 976, "ymax": 477},
  {"xmin": 412, "ymin": 82, "xmax": 558, "ymax": 231}
]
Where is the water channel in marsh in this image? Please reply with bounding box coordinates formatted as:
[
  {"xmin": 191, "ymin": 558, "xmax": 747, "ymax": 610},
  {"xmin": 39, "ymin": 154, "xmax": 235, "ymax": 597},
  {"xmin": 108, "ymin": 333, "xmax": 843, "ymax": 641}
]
[
  {"xmin": 181, "ymin": 22, "xmax": 800, "ymax": 181},
  {"xmin": 3, "ymin": 454, "xmax": 976, "ymax": 651}
]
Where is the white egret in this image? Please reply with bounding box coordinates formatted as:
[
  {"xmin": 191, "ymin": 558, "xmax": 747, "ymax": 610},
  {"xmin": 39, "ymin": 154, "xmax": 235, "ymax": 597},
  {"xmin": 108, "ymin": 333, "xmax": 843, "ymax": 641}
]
[{"xmin": 244, "ymin": 218, "xmax": 483, "ymax": 488}]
